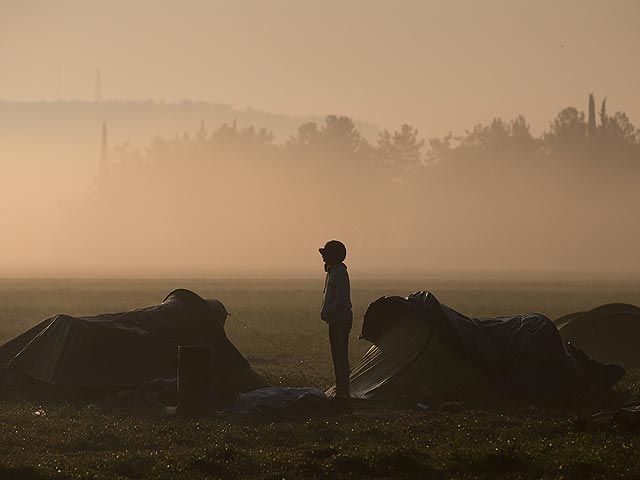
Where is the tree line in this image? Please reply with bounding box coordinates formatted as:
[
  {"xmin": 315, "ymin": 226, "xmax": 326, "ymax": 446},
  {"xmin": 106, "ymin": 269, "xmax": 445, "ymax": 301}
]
[
  {"xmin": 75, "ymin": 94, "xmax": 639, "ymax": 273},
  {"xmin": 103, "ymin": 93, "xmax": 639, "ymax": 189}
]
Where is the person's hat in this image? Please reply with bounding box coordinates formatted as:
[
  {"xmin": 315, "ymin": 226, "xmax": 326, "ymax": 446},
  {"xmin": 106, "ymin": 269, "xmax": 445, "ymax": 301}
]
[{"xmin": 319, "ymin": 240, "xmax": 347, "ymax": 262}]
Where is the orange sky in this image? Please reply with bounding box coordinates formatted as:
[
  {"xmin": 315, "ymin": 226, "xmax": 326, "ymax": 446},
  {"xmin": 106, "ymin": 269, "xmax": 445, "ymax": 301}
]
[
  {"xmin": 1, "ymin": 0, "xmax": 639, "ymax": 277},
  {"xmin": 1, "ymin": 0, "xmax": 638, "ymax": 137}
]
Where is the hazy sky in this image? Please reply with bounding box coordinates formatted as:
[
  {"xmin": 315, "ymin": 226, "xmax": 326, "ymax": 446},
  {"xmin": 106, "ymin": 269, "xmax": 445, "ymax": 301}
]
[
  {"xmin": 1, "ymin": 0, "xmax": 639, "ymax": 277},
  {"xmin": 0, "ymin": 0, "xmax": 640, "ymax": 136},
  {"xmin": 1, "ymin": 0, "xmax": 638, "ymax": 137}
]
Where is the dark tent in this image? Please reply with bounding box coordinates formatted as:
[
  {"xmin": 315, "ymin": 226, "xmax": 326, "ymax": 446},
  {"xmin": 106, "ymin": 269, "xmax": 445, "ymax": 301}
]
[
  {"xmin": 0, "ymin": 289, "xmax": 267, "ymax": 403},
  {"xmin": 555, "ymin": 303, "xmax": 640, "ymax": 368},
  {"xmin": 330, "ymin": 291, "xmax": 624, "ymax": 401}
]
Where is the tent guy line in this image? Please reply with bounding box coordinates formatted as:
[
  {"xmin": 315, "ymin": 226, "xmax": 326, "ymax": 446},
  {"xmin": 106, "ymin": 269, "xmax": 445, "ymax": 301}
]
[{"xmin": 227, "ymin": 313, "xmax": 315, "ymax": 366}]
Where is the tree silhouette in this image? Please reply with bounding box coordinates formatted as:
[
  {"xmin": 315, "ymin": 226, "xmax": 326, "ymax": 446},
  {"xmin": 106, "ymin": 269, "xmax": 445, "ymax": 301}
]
[
  {"xmin": 377, "ymin": 124, "xmax": 424, "ymax": 169},
  {"xmin": 599, "ymin": 98, "xmax": 609, "ymax": 131},
  {"xmin": 80, "ymin": 97, "xmax": 638, "ymax": 270},
  {"xmin": 587, "ymin": 93, "xmax": 597, "ymax": 140},
  {"xmin": 543, "ymin": 107, "xmax": 587, "ymax": 157}
]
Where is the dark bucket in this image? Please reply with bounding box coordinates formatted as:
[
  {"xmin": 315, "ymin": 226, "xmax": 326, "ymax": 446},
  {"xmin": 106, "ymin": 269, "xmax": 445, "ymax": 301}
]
[{"xmin": 177, "ymin": 345, "xmax": 211, "ymax": 418}]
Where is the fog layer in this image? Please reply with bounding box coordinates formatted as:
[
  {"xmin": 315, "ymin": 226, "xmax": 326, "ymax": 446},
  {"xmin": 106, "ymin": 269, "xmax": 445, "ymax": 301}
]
[
  {"xmin": 2, "ymin": 1, "xmax": 639, "ymax": 277},
  {"xmin": 2, "ymin": 97, "xmax": 638, "ymax": 277}
]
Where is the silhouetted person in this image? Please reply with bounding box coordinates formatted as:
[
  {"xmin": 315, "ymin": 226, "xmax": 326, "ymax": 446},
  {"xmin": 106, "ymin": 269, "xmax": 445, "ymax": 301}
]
[{"xmin": 319, "ymin": 240, "xmax": 352, "ymax": 397}]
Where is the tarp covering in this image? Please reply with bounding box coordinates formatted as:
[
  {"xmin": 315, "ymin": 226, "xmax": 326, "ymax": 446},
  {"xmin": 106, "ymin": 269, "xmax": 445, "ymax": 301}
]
[
  {"xmin": 338, "ymin": 291, "xmax": 608, "ymax": 401},
  {"xmin": 0, "ymin": 289, "xmax": 267, "ymax": 403},
  {"xmin": 555, "ymin": 303, "xmax": 640, "ymax": 368},
  {"xmin": 223, "ymin": 387, "xmax": 329, "ymax": 414},
  {"xmin": 591, "ymin": 400, "xmax": 640, "ymax": 430}
]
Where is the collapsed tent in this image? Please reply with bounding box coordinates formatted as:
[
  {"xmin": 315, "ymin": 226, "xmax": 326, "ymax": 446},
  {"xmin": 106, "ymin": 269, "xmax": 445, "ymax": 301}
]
[
  {"xmin": 0, "ymin": 289, "xmax": 267, "ymax": 403},
  {"xmin": 555, "ymin": 303, "xmax": 640, "ymax": 368},
  {"xmin": 333, "ymin": 291, "xmax": 625, "ymax": 401}
]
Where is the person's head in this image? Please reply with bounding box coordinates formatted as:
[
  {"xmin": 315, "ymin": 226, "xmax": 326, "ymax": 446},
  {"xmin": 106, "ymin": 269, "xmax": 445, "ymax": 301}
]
[{"xmin": 319, "ymin": 240, "xmax": 347, "ymax": 266}]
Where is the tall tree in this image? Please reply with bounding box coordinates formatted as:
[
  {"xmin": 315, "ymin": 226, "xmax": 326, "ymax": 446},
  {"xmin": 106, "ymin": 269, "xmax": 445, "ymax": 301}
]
[
  {"xmin": 377, "ymin": 124, "xmax": 424, "ymax": 168},
  {"xmin": 599, "ymin": 98, "xmax": 609, "ymax": 131},
  {"xmin": 99, "ymin": 122, "xmax": 110, "ymax": 182},
  {"xmin": 587, "ymin": 93, "xmax": 597, "ymax": 139},
  {"xmin": 322, "ymin": 115, "xmax": 365, "ymax": 156},
  {"xmin": 544, "ymin": 107, "xmax": 587, "ymax": 155}
]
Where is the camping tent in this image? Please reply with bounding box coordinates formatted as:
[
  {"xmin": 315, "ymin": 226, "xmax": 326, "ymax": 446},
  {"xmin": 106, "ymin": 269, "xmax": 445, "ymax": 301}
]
[
  {"xmin": 555, "ymin": 303, "xmax": 640, "ymax": 368},
  {"xmin": 333, "ymin": 291, "xmax": 622, "ymax": 401},
  {"xmin": 0, "ymin": 289, "xmax": 267, "ymax": 403}
]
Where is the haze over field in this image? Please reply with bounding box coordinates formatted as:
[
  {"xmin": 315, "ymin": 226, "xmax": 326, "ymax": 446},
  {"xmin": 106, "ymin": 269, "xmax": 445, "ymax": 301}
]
[{"xmin": 1, "ymin": 0, "xmax": 639, "ymax": 277}]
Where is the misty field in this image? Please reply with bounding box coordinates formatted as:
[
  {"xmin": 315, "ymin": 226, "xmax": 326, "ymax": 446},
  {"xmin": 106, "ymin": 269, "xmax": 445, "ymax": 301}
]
[{"xmin": 0, "ymin": 277, "xmax": 639, "ymax": 479}]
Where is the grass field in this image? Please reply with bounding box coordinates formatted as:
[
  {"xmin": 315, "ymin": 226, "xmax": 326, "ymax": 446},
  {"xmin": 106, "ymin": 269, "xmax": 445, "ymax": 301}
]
[{"xmin": 0, "ymin": 277, "xmax": 639, "ymax": 479}]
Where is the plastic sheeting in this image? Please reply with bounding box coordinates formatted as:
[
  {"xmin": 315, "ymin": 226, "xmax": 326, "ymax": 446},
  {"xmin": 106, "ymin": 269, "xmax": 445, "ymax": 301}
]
[
  {"xmin": 336, "ymin": 291, "xmax": 594, "ymax": 401},
  {"xmin": 0, "ymin": 289, "xmax": 267, "ymax": 403},
  {"xmin": 224, "ymin": 387, "xmax": 329, "ymax": 414}
]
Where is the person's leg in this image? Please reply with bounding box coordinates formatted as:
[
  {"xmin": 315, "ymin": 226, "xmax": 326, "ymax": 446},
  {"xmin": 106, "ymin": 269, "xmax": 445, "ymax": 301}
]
[
  {"xmin": 329, "ymin": 319, "xmax": 352, "ymax": 396},
  {"xmin": 338, "ymin": 319, "xmax": 352, "ymax": 396},
  {"xmin": 328, "ymin": 322, "xmax": 341, "ymax": 393}
]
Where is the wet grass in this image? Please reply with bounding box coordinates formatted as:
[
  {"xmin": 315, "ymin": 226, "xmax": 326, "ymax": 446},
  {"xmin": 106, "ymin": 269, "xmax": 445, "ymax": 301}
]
[
  {"xmin": 0, "ymin": 393, "xmax": 639, "ymax": 479},
  {"xmin": 0, "ymin": 277, "xmax": 639, "ymax": 479}
]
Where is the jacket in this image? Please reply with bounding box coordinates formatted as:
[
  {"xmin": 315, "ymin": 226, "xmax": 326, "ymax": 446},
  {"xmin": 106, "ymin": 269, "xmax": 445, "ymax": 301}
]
[{"xmin": 320, "ymin": 263, "xmax": 353, "ymax": 323}]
